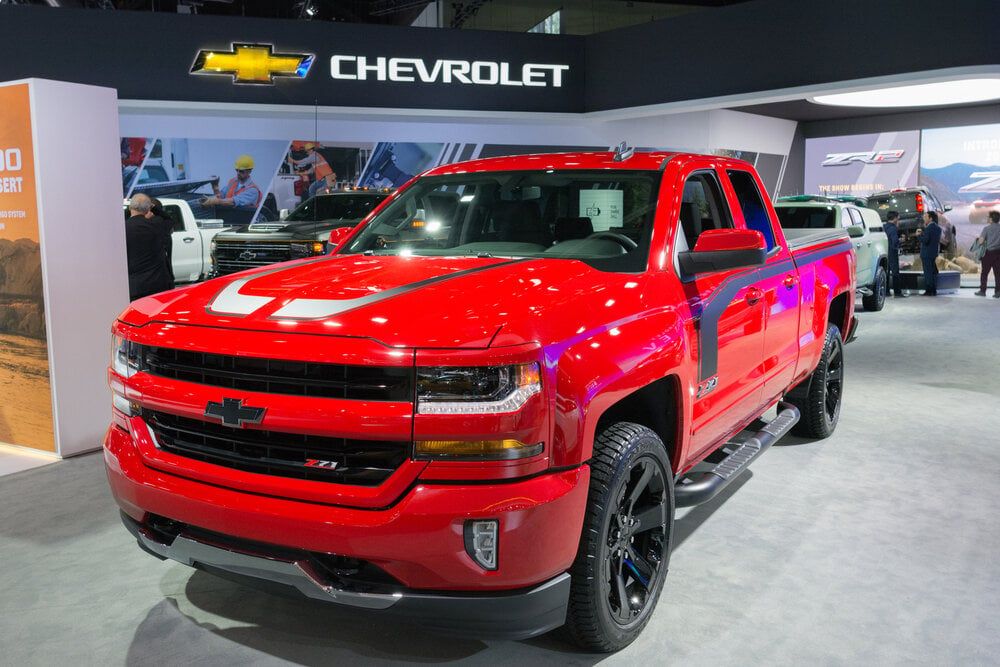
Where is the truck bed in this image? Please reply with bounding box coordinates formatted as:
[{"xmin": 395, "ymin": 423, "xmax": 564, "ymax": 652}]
[{"xmin": 782, "ymin": 227, "xmax": 850, "ymax": 251}]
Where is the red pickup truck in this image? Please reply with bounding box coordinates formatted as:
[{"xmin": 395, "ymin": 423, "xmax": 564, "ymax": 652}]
[{"xmin": 105, "ymin": 148, "xmax": 857, "ymax": 652}]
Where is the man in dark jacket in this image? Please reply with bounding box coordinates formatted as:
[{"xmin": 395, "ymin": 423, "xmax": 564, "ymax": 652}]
[
  {"xmin": 919, "ymin": 210, "xmax": 942, "ymax": 296},
  {"xmin": 884, "ymin": 210, "xmax": 906, "ymax": 297},
  {"xmin": 125, "ymin": 193, "xmax": 173, "ymax": 301},
  {"xmin": 148, "ymin": 198, "xmax": 175, "ymax": 290}
]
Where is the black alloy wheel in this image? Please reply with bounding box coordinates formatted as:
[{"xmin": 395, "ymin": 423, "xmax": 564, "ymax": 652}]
[
  {"xmin": 862, "ymin": 266, "xmax": 887, "ymax": 311},
  {"xmin": 787, "ymin": 323, "xmax": 844, "ymax": 438},
  {"xmin": 565, "ymin": 422, "xmax": 673, "ymax": 652}
]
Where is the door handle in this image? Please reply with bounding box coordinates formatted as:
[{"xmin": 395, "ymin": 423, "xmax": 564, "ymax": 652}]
[
  {"xmin": 783, "ymin": 274, "xmax": 797, "ymax": 290},
  {"xmin": 183, "ymin": 237, "xmax": 195, "ymax": 243},
  {"xmin": 746, "ymin": 287, "xmax": 763, "ymax": 306}
]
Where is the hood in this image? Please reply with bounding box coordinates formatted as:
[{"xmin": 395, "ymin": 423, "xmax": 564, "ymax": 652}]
[
  {"xmin": 215, "ymin": 219, "xmax": 355, "ymax": 239},
  {"xmin": 121, "ymin": 254, "xmax": 643, "ymax": 349}
]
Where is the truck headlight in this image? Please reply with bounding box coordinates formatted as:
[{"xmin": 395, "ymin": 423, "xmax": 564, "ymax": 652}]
[
  {"xmin": 111, "ymin": 335, "xmax": 141, "ymax": 379},
  {"xmin": 416, "ymin": 362, "xmax": 541, "ymax": 415},
  {"xmin": 110, "ymin": 335, "xmax": 141, "ymax": 427}
]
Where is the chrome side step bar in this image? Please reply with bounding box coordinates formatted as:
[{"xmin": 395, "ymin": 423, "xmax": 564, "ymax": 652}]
[{"xmin": 674, "ymin": 402, "xmax": 800, "ymax": 508}]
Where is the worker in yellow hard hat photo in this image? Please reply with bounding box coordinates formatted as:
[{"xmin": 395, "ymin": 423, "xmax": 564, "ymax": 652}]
[{"xmin": 202, "ymin": 154, "xmax": 262, "ymax": 209}]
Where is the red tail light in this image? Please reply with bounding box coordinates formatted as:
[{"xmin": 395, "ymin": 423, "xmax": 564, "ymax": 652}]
[
  {"xmin": 294, "ymin": 180, "xmax": 308, "ymax": 196},
  {"xmin": 916, "ymin": 194, "xmax": 924, "ymax": 213}
]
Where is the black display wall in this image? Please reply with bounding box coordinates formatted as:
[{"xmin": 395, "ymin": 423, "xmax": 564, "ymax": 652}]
[
  {"xmin": 585, "ymin": 0, "xmax": 1000, "ymax": 112},
  {"xmin": 1, "ymin": 0, "xmax": 996, "ymax": 116},
  {"xmin": 0, "ymin": 6, "xmax": 584, "ymax": 113}
]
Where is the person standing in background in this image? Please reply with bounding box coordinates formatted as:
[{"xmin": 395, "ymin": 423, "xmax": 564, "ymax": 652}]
[
  {"xmin": 148, "ymin": 197, "xmax": 175, "ymax": 291},
  {"xmin": 919, "ymin": 211, "xmax": 941, "ymax": 296},
  {"xmin": 974, "ymin": 210, "xmax": 1000, "ymax": 297},
  {"xmin": 884, "ymin": 210, "xmax": 906, "ymax": 297},
  {"xmin": 125, "ymin": 194, "xmax": 174, "ymax": 301},
  {"xmin": 939, "ymin": 216, "xmax": 957, "ymax": 260}
]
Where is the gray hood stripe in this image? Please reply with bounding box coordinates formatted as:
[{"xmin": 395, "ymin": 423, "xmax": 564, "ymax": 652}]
[{"xmin": 269, "ymin": 259, "xmax": 526, "ymax": 321}]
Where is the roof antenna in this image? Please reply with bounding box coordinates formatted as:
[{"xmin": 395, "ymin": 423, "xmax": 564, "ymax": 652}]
[{"xmin": 613, "ymin": 141, "xmax": 634, "ymax": 162}]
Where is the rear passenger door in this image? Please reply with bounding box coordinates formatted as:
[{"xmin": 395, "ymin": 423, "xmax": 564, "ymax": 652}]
[
  {"xmin": 165, "ymin": 203, "xmax": 201, "ymax": 283},
  {"xmin": 846, "ymin": 206, "xmax": 874, "ymax": 286}
]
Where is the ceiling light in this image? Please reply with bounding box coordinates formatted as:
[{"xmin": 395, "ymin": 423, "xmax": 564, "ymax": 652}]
[{"xmin": 811, "ymin": 79, "xmax": 1000, "ymax": 108}]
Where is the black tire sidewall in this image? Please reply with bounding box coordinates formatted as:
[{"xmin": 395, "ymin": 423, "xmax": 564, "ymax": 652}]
[
  {"xmin": 566, "ymin": 422, "xmax": 673, "ymax": 651},
  {"xmin": 862, "ymin": 266, "xmax": 887, "ymax": 311},
  {"xmin": 790, "ymin": 323, "xmax": 843, "ymax": 438}
]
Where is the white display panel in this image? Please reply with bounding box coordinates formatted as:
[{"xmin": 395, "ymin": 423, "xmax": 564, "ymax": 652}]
[{"xmin": 11, "ymin": 79, "xmax": 126, "ymax": 457}]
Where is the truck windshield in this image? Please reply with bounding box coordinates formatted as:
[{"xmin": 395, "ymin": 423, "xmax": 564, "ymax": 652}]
[
  {"xmin": 339, "ymin": 170, "xmax": 660, "ymax": 272},
  {"xmin": 285, "ymin": 193, "xmax": 388, "ymax": 223}
]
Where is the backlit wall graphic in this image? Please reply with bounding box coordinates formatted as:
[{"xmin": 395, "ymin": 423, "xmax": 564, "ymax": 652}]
[
  {"xmin": 0, "ymin": 82, "xmax": 54, "ymax": 452},
  {"xmin": 804, "ymin": 132, "xmax": 920, "ymax": 197},
  {"xmin": 920, "ymin": 122, "xmax": 1000, "ymax": 250}
]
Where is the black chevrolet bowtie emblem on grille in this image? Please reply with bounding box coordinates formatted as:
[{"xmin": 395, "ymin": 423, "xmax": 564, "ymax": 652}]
[{"xmin": 204, "ymin": 397, "xmax": 266, "ymax": 428}]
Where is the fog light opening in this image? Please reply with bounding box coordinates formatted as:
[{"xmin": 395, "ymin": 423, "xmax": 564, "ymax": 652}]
[{"xmin": 464, "ymin": 519, "xmax": 498, "ymax": 571}]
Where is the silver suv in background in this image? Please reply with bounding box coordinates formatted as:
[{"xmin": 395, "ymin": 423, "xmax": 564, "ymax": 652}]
[{"xmin": 774, "ymin": 196, "xmax": 890, "ymax": 311}]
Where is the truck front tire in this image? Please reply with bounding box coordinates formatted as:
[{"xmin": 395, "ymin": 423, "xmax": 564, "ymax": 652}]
[
  {"xmin": 786, "ymin": 323, "xmax": 843, "ymax": 438},
  {"xmin": 565, "ymin": 422, "xmax": 673, "ymax": 652}
]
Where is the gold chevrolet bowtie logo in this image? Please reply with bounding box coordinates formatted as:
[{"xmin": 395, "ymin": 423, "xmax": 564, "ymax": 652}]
[{"xmin": 190, "ymin": 43, "xmax": 314, "ymax": 84}]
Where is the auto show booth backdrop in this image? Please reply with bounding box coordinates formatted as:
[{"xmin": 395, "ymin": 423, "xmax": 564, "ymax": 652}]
[
  {"xmin": 1, "ymin": 2, "xmax": 996, "ymax": 188},
  {"xmin": 2, "ymin": 0, "xmax": 996, "ymax": 199},
  {"xmin": 0, "ymin": 79, "xmax": 126, "ymax": 457},
  {"xmin": 0, "ymin": 1, "xmax": 996, "ymax": 456}
]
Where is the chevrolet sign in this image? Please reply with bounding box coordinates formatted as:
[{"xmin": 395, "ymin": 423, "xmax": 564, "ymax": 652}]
[{"xmin": 331, "ymin": 55, "xmax": 569, "ymax": 87}]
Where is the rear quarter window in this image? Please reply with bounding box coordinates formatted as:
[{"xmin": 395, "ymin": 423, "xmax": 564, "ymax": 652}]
[{"xmin": 774, "ymin": 206, "xmax": 835, "ymax": 229}]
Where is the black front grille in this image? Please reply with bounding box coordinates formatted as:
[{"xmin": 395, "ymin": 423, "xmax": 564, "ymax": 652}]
[
  {"xmin": 213, "ymin": 241, "xmax": 293, "ymax": 276},
  {"xmin": 143, "ymin": 409, "xmax": 409, "ymax": 486},
  {"xmin": 139, "ymin": 345, "xmax": 413, "ymax": 402}
]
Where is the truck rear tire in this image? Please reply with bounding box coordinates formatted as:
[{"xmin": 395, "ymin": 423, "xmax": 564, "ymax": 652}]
[
  {"xmin": 861, "ymin": 266, "xmax": 887, "ymax": 311},
  {"xmin": 786, "ymin": 323, "xmax": 843, "ymax": 438},
  {"xmin": 565, "ymin": 422, "xmax": 673, "ymax": 652}
]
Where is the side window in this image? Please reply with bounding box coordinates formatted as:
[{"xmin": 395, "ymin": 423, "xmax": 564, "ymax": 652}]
[
  {"xmin": 164, "ymin": 205, "xmax": 185, "ymax": 233},
  {"xmin": 727, "ymin": 169, "xmax": 775, "ymax": 250},
  {"xmin": 678, "ymin": 171, "xmax": 733, "ymax": 250},
  {"xmin": 846, "ymin": 208, "xmax": 865, "ymax": 228}
]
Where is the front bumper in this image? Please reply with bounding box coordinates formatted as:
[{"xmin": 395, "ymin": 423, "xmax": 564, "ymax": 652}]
[
  {"xmin": 104, "ymin": 424, "xmax": 589, "ymax": 638},
  {"xmin": 121, "ymin": 511, "xmax": 570, "ymax": 639}
]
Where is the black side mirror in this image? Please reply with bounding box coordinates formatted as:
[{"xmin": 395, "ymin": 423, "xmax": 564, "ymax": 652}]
[{"xmin": 679, "ymin": 229, "xmax": 768, "ymax": 276}]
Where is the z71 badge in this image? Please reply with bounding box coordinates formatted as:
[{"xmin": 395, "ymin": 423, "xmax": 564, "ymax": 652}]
[
  {"xmin": 696, "ymin": 376, "xmax": 719, "ymax": 399},
  {"xmin": 304, "ymin": 459, "xmax": 339, "ymax": 469}
]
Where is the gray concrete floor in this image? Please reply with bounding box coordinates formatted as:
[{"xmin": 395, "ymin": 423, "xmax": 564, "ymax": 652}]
[{"xmin": 2, "ymin": 289, "xmax": 999, "ymax": 666}]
